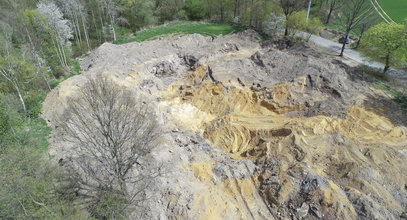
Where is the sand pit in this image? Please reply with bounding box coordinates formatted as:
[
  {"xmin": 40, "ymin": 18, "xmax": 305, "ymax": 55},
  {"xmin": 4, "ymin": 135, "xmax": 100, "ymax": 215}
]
[{"xmin": 43, "ymin": 30, "xmax": 407, "ymax": 219}]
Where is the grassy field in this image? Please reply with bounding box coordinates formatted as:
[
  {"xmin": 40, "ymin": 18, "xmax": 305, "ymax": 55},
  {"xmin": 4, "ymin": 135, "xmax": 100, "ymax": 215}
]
[
  {"xmin": 114, "ymin": 21, "xmax": 244, "ymax": 44},
  {"xmin": 379, "ymin": 0, "xmax": 407, "ymax": 23}
]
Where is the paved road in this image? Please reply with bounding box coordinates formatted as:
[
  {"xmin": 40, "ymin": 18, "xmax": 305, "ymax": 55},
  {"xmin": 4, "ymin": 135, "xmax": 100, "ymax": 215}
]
[{"xmin": 297, "ymin": 32, "xmax": 407, "ymax": 84}]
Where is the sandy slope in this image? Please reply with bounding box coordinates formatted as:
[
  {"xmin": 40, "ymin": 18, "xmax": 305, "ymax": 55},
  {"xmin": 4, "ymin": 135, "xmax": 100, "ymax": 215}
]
[{"xmin": 43, "ymin": 31, "xmax": 407, "ymax": 219}]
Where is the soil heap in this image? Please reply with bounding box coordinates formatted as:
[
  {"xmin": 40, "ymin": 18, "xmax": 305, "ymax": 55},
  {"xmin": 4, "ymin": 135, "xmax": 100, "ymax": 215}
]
[{"xmin": 43, "ymin": 30, "xmax": 407, "ymax": 220}]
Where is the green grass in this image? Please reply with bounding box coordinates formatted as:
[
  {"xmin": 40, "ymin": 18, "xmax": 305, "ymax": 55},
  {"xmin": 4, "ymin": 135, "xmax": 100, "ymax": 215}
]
[
  {"xmin": 379, "ymin": 0, "xmax": 407, "ymax": 23},
  {"xmin": 50, "ymin": 60, "xmax": 81, "ymax": 89},
  {"xmin": 374, "ymin": 81, "xmax": 407, "ymax": 110},
  {"xmin": 358, "ymin": 66, "xmax": 407, "ymax": 111},
  {"xmin": 113, "ymin": 21, "xmax": 244, "ymax": 44}
]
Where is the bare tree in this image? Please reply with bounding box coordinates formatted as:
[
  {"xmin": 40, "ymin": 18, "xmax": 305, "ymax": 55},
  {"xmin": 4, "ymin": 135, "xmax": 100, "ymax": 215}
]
[
  {"xmin": 279, "ymin": 0, "xmax": 306, "ymax": 36},
  {"xmin": 324, "ymin": 0, "xmax": 342, "ymax": 24},
  {"xmin": 338, "ymin": 0, "xmax": 373, "ymax": 56},
  {"xmin": 60, "ymin": 77, "xmax": 162, "ymax": 218},
  {"xmin": 353, "ymin": 14, "xmax": 379, "ymax": 49}
]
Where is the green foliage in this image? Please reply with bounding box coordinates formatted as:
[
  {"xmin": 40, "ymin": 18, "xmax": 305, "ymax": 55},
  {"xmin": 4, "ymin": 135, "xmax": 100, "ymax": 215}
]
[
  {"xmin": 0, "ymin": 95, "xmax": 50, "ymax": 152},
  {"xmin": 306, "ymin": 16, "xmax": 323, "ymax": 35},
  {"xmin": 23, "ymin": 9, "xmax": 69, "ymax": 77},
  {"xmin": 88, "ymin": 190, "xmax": 128, "ymax": 219},
  {"xmin": 0, "ymin": 98, "xmax": 10, "ymax": 148},
  {"xmin": 374, "ymin": 81, "xmax": 407, "ymax": 110},
  {"xmin": 0, "ymin": 146, "xmax": 85, "ymax": 219},
  {"xmin": 185, "ymin": 0, "xmax": 208, "ymax": 20},
  {"xmin": 287, "ymin": 11, "xmax": 323, "ymax": 36},
  {"xmin": 361, "ymin": 22, "xmax": 407, "ymax": 72},
  {"xmin": 155, "ymin": 0, "xmax": 186, "ymax": 21},
  {"xmin": 118, "ymin": 0, "xmax": 158, "ymax": 30},
  {"xmin": 50, "ymin": 60, "xmax": 81, "ymax": 89},
  {"xmin": 114, "ymin": 21, "xmax": 244, "ymax": 44},
  {"xmin": 0, "ymin": 91, "xmax": 84, "ymax": 218},
  {"xmin": 286, "ymin": 11, "xmax": 308, "ymax": 33}
]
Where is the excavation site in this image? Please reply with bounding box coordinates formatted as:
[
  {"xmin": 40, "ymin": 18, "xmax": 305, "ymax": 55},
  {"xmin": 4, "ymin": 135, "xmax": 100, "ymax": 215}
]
[{"xmin": 43, "ymin": 30, "xmax": 407, "ymax": 219}]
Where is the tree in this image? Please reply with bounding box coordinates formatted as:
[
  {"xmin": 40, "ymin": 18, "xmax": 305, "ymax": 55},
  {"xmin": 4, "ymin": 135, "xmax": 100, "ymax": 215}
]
[
  {"xmin": 279, "ymin": 0, "xmax": 306, "ymax": 36},
  {"xmin": 361, "ymin": 23, "xmax": 407, "ymax": 74},
  {"xmin": 286, "ymin": 11, "xmax": 322, "ymax": 40},
  {"xmin": 60, "ymin": 77, "xmax": 162, "ymax": 218},
  {"xmin": 56, "ymin": 0, "xmax": 91, "ymax": 50},
  {"xmin": 154, "ymin": 0, "xmax": 185, "ymax": 22},
  {"xmin": 185, "ymin": 0, "xmax": 208, "ymax": 20},
  {"xmin": 338, "ymin": 0, "xmax": 373, "ymax": 56},
  {"xmin": 305, "ymin": 15, "xmax": 323, "ymax": 40},
  {"xmin": 264, "ymin": 13, "xmax": 286, "ymax": 36},
  {"xmin": 37, "ymin": 1, "xmax": 73, "ymax": 68},
  {"xmin": 0, "ymin": 146, "xmax": 85, "ymax": 219},
  {"xmin": 286, "ymin": 10, "xmax": 307, "ymax": 35},
  {"xmin": 0, "ymin": 22, "xmax": 26, "ymax": 113},
  {"xmin": 353, "ymin": 14, "xmax": 379, "ymax": 49},
  {"xmin": 117, "ymin": 0, "xmax": 156, "ymax": 31},
  {"xmin": 324, "ymin": 0, "xmax": 342, "ymax": 24}
]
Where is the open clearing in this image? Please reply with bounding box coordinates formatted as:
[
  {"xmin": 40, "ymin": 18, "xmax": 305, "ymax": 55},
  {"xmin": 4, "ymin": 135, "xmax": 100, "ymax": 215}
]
[
  {"xmin": 114, "ymin": 21, "xmax": 243, "ymax": 44},
  {"xmin": 379, "ymin": 0, "xmax": 407, "ymax": 23}
]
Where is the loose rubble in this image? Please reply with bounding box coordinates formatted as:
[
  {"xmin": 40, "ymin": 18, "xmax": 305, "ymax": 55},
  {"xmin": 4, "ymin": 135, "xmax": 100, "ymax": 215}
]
[{"xmin": 43, "ymin": 30, "xmax": 407, "ymax": 219}]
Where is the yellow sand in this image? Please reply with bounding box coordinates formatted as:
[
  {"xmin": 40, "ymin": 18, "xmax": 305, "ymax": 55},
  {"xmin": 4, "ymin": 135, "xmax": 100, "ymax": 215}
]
[
  {"xmin": 160, "ymin": 67, "xmax": 407, "ymax": 219},
  {"xmin": 188, "ymin": 162, "xmax": 274, "ymax": 220}
]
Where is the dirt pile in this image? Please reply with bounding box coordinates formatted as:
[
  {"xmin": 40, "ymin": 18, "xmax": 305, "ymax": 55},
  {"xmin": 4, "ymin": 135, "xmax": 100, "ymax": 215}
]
[
  {"xmin": 43, "ymin": 30, "xmax": 407, "ymax": 219},
  {"xmin": 164, "ymin": 62, "xmax": 407, "ymax": 219}
]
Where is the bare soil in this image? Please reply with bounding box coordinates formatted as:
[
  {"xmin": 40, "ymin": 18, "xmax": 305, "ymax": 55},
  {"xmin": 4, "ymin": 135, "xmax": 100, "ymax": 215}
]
[{"xmin": 43, "ymin": 30, "xmax": 407, "ymax": 220}]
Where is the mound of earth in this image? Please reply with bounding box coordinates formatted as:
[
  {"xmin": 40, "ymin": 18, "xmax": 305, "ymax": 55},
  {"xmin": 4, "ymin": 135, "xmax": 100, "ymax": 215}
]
[{"xmin": 43, "ymin": 30, "xmax": 407, "ymax": 219}]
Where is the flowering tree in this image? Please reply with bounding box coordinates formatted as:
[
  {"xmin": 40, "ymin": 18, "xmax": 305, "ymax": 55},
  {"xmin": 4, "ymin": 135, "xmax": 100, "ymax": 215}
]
[{"xmin": 37, "ymin": 1, "xmax": 73, "ymax": 68}]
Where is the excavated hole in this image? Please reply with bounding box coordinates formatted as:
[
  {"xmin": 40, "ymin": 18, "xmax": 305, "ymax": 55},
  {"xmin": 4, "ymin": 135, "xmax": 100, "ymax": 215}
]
[{"xmin": 162, "ymin": 66, "xmax": 407, "ymax": 218}]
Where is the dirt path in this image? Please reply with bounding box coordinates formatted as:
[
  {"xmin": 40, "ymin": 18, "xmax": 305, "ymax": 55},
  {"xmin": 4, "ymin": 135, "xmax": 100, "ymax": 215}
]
[{"xmin": 297, "ymin": 32, "xmax": 407, "ymax": 85}]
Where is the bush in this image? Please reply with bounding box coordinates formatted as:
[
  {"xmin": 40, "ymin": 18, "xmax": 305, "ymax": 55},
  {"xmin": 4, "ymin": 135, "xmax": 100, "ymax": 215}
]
[
  {"xmin": 287, "ymin": 11, "xmax": 322, "ymax": 40},
  {"xmin": 185, "ymin": 0, "xmax": 208, "ymax": 20},
  {"xmin": 50, "ymin": 60, "xmax": 81, "ymax": 89},
  {"xmin": 286, "ymin": 11, "xmax": 308, "ymax": 35},
  {"xmin": 0, "ymin": 146, "xmax": 85, "ymax": 219}
]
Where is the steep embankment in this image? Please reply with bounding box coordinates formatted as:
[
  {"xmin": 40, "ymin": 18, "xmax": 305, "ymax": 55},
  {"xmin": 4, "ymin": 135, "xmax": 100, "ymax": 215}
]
[{"xmin": 43, "ymin": 31, "xmax": 407, "ymax": 219}]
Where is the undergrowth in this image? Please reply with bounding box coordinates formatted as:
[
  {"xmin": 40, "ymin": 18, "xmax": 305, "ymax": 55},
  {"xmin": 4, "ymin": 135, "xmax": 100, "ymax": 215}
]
[
  {"xmin": 374, "ymin": 81, "xmax": 407, "ymax": 110},
  {"xmin": 50, "ymin": 60, "xmax": 81, "ymax": 89}
]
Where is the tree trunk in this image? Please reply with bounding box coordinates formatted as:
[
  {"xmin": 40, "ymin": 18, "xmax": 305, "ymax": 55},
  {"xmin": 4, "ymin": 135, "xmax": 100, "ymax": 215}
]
[
  {"xmin": 355, "ymin": 25, "xmax": 366, "ymax": 49},
  {"xmin": 339, "ymin": 33, "xmax": 348, "ymax": 56},
  {"xmin": 383, "ymin": 54, "xmax": 390, "ymax": 74},
  {"xmin": 0, "ymin": 70, "xmax": 27, "ymax": 114},
  {"xmin": 13, "ymin": 81, "xmax": 26, "ymax": 114},
  {"xmin": 42, "ymin": 74, "xmax": 51, "ymax": 91},
  {"xmin": 74, "ymin": 13, "xmax": 83, "ymax": 44},
  {"xmin": 59, "ymin": 41, "xmax": 68, "ymax": 67},
  {"xmin": 234, "ymin": 0, "xmax": 239, "ymax": 18},
  {"xmin": 220, "ymin": 2, "xmax": 225, "ymax": 22},
  {"xmin": 53, "ymin": 40, "xmax": 65, "ymax": 68},
  {"xmin": 325, "ymin": 7, "xmax": 333, "ymax": 24},
  {"xmin": 81, "ymin": 13, "xmax": 91, "ymax": 50},
  {"xmin": 340, "ymin": 41, "xmax": 346, "ymax": 56},
  {"xmin": 284, "ymin": 25, "xmax": 289, "ymax": 36},
  {"xmin": 110, "ymin": 15, "xmax": 116, "ymax": 41},
  {"xmin": 90, "ymin": 10, "xmax": 102, "ymax": 43}
]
